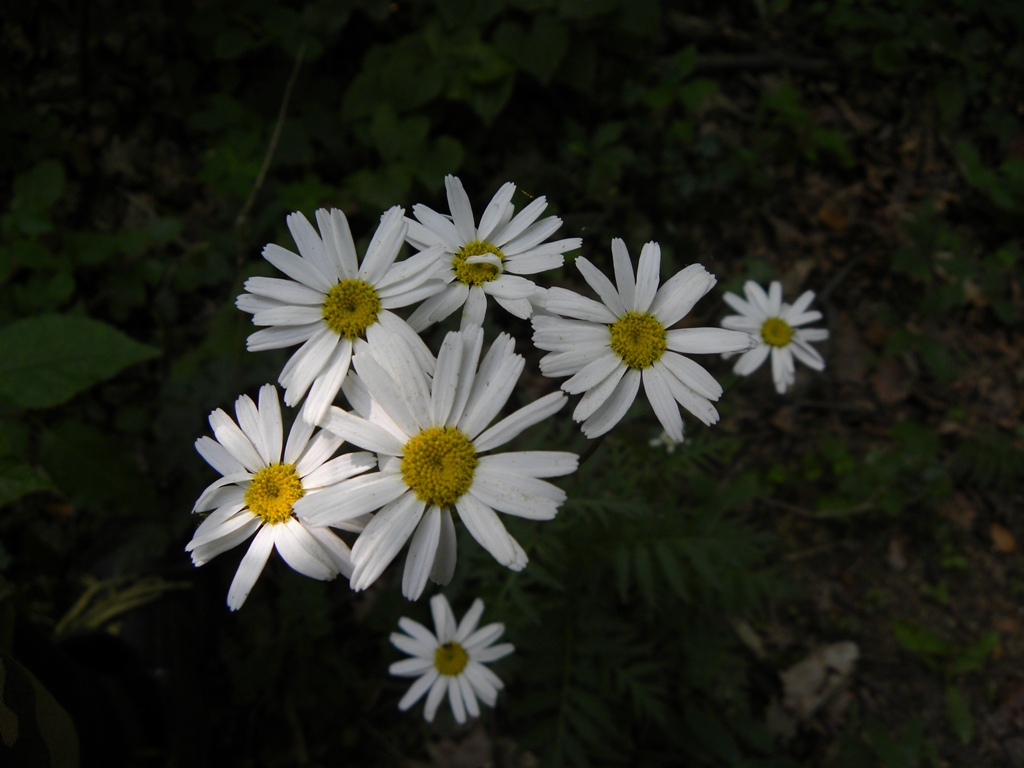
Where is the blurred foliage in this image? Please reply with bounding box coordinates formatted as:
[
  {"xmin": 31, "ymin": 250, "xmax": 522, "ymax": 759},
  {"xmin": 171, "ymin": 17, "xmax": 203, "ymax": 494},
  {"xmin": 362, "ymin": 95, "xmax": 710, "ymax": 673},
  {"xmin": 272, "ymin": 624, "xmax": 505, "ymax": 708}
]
[{"xmin": 1, "ymin": 0, "xmax": 1022, "ymax": 766}]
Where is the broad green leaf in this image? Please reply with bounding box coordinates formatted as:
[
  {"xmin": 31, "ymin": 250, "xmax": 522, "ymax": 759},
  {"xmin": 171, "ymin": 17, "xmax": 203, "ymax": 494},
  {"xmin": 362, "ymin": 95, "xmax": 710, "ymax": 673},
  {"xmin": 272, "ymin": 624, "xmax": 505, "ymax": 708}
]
[
  {"xmin": 0, "ymin": 314, "xmax": 160, "ymax": 410},
  {"xmin": 945, "ymin": 685, "xmax": 974, "ymax": 744},
  {"xmin": 950, "ymin": 630, "xmax": 1000, "ymax": 674},
  {"xmin": 891, "ymin": 619, "xmax": 950, "ymax": 657}
]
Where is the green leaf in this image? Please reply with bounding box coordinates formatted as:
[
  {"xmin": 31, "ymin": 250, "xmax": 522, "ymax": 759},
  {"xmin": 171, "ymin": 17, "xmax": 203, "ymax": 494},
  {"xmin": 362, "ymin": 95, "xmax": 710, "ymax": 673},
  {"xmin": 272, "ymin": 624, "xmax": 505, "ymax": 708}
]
[
  {"xmin": 891, "ymin": 619, "xmax": 951, "ymax": 657},
  {"xmin": 0, "ymin": 459, "xmax": 54, "ymax": 507},
  {"xmin": 950, "ymin": 630, "xmax": 1000, "ymax": 675},
  {"xmin": 945, "ymin": 685, "xmax": 974, "ymax": 744},
  {"xmin": 0, "ymin": 314, "xmax": 160, "ymax": 410},
  {"xmin": 8, "ymin": 160, "xmax": 65, "ymax": 236}
]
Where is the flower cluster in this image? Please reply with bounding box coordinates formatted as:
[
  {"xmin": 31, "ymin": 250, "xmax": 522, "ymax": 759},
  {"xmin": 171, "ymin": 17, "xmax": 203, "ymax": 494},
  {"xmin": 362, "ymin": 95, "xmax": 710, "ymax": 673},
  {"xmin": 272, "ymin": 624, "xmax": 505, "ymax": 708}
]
[{"xmin": 186, "ymin": 174, "xmax": 830, "ymax": 723}]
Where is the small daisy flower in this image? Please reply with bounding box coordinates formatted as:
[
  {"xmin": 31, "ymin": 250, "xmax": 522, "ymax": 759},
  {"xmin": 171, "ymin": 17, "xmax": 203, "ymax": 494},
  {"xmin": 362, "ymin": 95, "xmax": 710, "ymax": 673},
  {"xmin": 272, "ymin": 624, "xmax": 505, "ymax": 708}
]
[
  {"xmin": 649, "ymin": 428, "xmax": 683, "ymax": 453},
  {"xmin": 721, "ymin": 280, "xmax": 829, "ymax": 394},
  {"xmin": 390, "ymin": 594, "xmax": 513, "ymax": 724},
  {"xmin": 187, "ymin": 384, "xmax": 376, "ymax": 610},
  {"xmin": 294, "ymin": 326, "xmax": 577, "ymax": 600},
  {"xmin": 237, "ymin": 206, "xmax": 444, "ymax": 426},
  {"xmin": 403, "ymin": 175, "xmax": 581, "ymax": 331},
  {"xmin": 532, "ymin": 238, "xmax": 756, "ymax": 441}
]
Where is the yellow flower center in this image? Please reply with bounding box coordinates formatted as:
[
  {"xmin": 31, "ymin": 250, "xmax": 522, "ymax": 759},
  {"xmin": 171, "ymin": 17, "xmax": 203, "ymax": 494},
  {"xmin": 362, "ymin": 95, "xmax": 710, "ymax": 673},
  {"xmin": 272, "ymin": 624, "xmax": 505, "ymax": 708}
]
[
  {"xmin": 608, "ymin": 311, "xmax": 667, "ymax": 369},
  {"xmin": 434, "ymin": 642, "xmax": 469, "ymax": 676},
  {"xmin": 321, "ymin": 279, "xmax": 381, "ymax": 339},
  {"xmin": 761, "ymin": 317, "xmax": 793, "ymax": 347},
  {"xmin": 244, "ymin": 464, "xmax": 305, "ymax": 525},
  {"xmin": 452, "ymin": 240, "xmax": 504, "ymax": 286},
  {"xmin": 400, "ymin": 426, "xmax": 478, "ymax": 508}
]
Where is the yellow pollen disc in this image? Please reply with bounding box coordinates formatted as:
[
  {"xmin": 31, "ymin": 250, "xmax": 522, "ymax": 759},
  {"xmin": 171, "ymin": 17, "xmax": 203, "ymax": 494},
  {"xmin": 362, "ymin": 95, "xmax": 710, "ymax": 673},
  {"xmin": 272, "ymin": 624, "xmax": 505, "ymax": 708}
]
[
  {"xmin": 761, "ymin": 317, "xmax": 793, "ymax": 347},
  {"xmin": 434, "ymin": 642, "xmax": 469, "ymax": 676},
  {"xmin": 244, "ymin": 464, "xmax": 305, "ymax": 525},
  {"xmin": 608, "ymin": 311, "xmax": 667, "ymax": 369},
  {"xmin": 400, "ymin": 426, "xmax": 478, "ymax": 508},
  {"xmin": 321, "ymin": 279, "xmax": 381, "ymax": 339},
  {"xmin": 452, "ymin": 240, "xmax": 504, "ymax": 286}
]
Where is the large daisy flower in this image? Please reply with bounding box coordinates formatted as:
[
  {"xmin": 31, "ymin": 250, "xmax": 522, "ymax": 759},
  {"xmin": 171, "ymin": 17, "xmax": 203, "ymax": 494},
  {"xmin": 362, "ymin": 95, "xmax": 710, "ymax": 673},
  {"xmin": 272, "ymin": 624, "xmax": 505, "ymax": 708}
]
[
  {"xmin": 390, "ymin": 594, "xmax": 513, "ymax": 724},
  {"xmin": 403, "ymin": 175, "xmax": 581, "ymax": 331},
  {"xmin": 532, "ymin": 238, "xmax": 756, "ymax": 441},
  {"xmin": 187, "ymin": 384, "xmax": 376, "ymax": 610},
  {"xmin": 293, "ymin": 326, "xmax": 576, "ymax": 600},
  {"xmin": 721, "ymin": 280, "xmax": 829, "ymax": 394},
  {"xmin": 236, "ymin": 206, "xmax": 444, "ymax": 425}
]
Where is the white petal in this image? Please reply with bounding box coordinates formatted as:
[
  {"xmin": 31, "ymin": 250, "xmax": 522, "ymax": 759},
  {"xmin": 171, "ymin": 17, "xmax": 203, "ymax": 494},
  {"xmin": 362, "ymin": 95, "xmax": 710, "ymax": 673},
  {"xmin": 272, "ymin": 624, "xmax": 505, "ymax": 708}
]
[
  {"xmin": 722, "ymin": 290, "xmax": 758, "ymax": 318},
  {"xmin": 445, "ymin": 175, "xmax": 477, "ymax": 243},
  {"xmin": 610, "ymin": 238, "xmax": 636, "ymax": 311},
  {"xmin": 233, "ymin": 395, "xmax": 266, "ymax": 468},
  {"xmin": 399, "ymin": 669, "xmax": 439, "ymax": 711},
  {"xmin": 663, "ymin": 372, "xmax": 719, "ymax": 426},
  {"xmin": 209, "ymin": 409, "xmax": 263, "ymax": 472},
  {"xmin": 536, "ymin": 345, "xmax": 610, "ymax": 378},
  {"xmin": 430, "ymin": 593, "xmax": 458, "ymax": 644},
  {"xmin": 192, "ymin": 472, "xmax": 251, "ymax": 513},
  {"xmin": 377, "ymin": 310, "xmax": 436, "ymax": 376},
  {"xmin": 650, "ymin": 265, "xmax": 715, "ymax": 328},
  {"xmin": 476, "ymin": 451, "xmax": 578, "ymax": 479},
  {"xmin": 561, "ymin": 353, "xmax": 621, "ymax": 395},
  {"xmin": 245, "ymin": 323, "xmax": 320, "ymax": 352},
  {"xmin": 771, "ymin": 346, "xmax": 795, "ymax": 393},
  {"xmin": 501, "ymin": 216, "xmax": 562, "ymax": 256},
  {"xmin": 531, "ymin": 315, "xmax": 611, "ymax": 349},
  {"xmin": 283, "ymin": 409, "xmax": 316, "ymax": 465},
  {"xmin": 186, "ymin": 504, "xmax": 253, "ymax": 551},
  {"xmin": 491, "ymin": 196, "xmax": 547, "ymax": 247},
  {"xmin": 423, "ymin": 674, "xmax": 450, "ymax": 722},
  {"xmin": 409, "ymin": 207, "xmax": 460, "ymax": 251},
  {"xmin": 472, "ymin": 643, "xmax": 515, "ymax": 663},
  {"xmin": 503, "ymin": 249, "xmax": 565, "ymax": 275},
  {"xmin": 459, "ymin": 675, "xmax": 480, "ymax": 719},
  {"xmin": 768, "ymin": 281, "xmax": 783, "ymax": 316},
  {"xmin": 572, "ymin": 363, "xmax": 627, "ymax": 422},
  {"xmin": 743, "ymin": 281, "xmax": 772, "ymax": 316},
  {"xmin": 319, "ymin": 208, "xmax": 358, "ymax": 280},
  {"xmin": 349, "ymin": 493, "xmax": 425, "ymax": 591},
  {"xmin": 796, "ymin": 327, "xmax": 829, "ymax": 342},
  {"xmin": 465, "ymin": 662, "xmax": 499, "ymax": 706},
  {"xmin": 430, "ymin": 507, "xmax": 457, "ymax": 586},
  {"xmin": 733, "ymin": 343, "xmax": 770, "ymax": 376},
  {"xmin": 299, "ymin": 338, "xmax": 353, "ymax": 426},
  {"xmin": 300, "ymin": 451, "xmax": 376, "ymax": 488},
  {"xmin": 258, "ymin": 385, "xmax": 284, "ymax": 465},
  {"xmin": 390, "ymin": 657, "xmax": 435, "ymax": 677},
  {"xmin": 320, "ymin": 407, "xmax": 405, "ymax": 455},
  {"xmin": 658, "ymin": 352, "xmax": 723, "ymax": 401},
  {"xmin": 226, "ymin": 523, "xmax": 276, "ymax": 610},
  {"xmin": 460, "ymin": 285, "xmax": 488, "ymax": 329},
  {"xmin": 463, "ymin": 622, "xmax": 505, "ymax": 651},
  {"xmin": 459, "ymin": 336, "xmax": 524, "ymax": 439},
  {"xmin": 666, "ymin": 328, "xmax": 754, "ymax": 355},
  {"xmin": 643, "ymin": 366, "xmax": 683, "ymax": 443},
  {"xmin": 472, "ymin": 391, "xmax": 567, "ymax": 453},
  {"xmin": 468, "ymin": 477, "xmax": 561, "ymax": 521},
  {"xmin": 401, "ymin": 506, "xmax": 441, "ymax": 600},
  {"xmin": 391, "ymin": 629, "xmax": 435, "ymax": 659},
  {"xmin": 243, "ymin": 276, "xmax": 324, "ymax": 305},
  {"xmin": 261, "ymin": 243, "xmax": 333, "ymax": 293},
  {"xmin": 274, "ymin": 518, "xmax": 337, "ymax": 580},
  {"xmin": 573, "ymin": 256, "xmax": 625, "ymax": 316},
  {"xmin": 288, "ymin": 211, "xmax": 338, "ymax": 282},
  {"xmin": 790, "ymin": 338, "xmax": 826, "ymax": 371},
  {"xmin": 236, "ymin": 293, "xmax": 285, "ymax": 315},
  {"xmin": 581, "ymin": 367, "xmax": 641, "ymax": 438},
  {"xmin": 360, "ymin": 207, "xmax": 407, "ymax": 286},
  {"xmin": 278, "ymin": 328, "xmax": 339, "ymax": 407},
  {"xmin": 431, "ymin": 332, "xmax": 462, "ymax": 426},
  {"xmin": 787, "ymin": 310, "xmax": 824, "ymax": 327},
  {"xmin": 447, "ymin": 677, "xmax": 467, "ymax": 724},
  {"xmin": 633, "ymin": 242, "xmax": 661, "ymax": 312},
  {"xmin": 455, "ymin": 599, "xmax": 485, "ymax": 643},
  {"xmin": 455, "ymin": 494, "xmax": 528, "ymax": 571},
  {"xmin": 189, "ymin": 514, "xmax": 261, "ymax": 566},
  {"xmin": 294, "ymin": 471, "xmax": 407, "ymax": 527},
  {"xmin": 785, "ymin": 289, "xmax": 816, "ymax": 318},
  {"xmin": 406, "ymin": 283, "xmax": 468, "ymax": 332},
  {"xmin": 477, "ymin": 182, "xmax": 517, "ymax": 242},
  {"xmin": 543, "ymin": 286, "xmax": 618, "ymax": 323},
  {"xmin": 305, "ymin": 525, "xmax": 355, "ymax": 577},
  {"xmin": 195, "ymin": 436, "xmax": 245, "ymax": 477}
]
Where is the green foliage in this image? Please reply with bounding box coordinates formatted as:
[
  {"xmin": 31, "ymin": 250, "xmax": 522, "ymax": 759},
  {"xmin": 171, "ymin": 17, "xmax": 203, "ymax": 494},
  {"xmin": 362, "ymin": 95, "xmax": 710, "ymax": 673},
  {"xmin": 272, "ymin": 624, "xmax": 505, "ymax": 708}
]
[{"xmin": 0, "ymin": 315, "xmax": 159, "ymax": 409}]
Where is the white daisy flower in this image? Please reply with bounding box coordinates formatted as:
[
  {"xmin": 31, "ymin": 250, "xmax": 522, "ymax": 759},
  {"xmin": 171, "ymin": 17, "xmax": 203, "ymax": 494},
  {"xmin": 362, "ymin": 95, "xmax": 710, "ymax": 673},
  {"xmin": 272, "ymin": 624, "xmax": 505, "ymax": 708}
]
[
  {"xmin": 237, "ymin": 206, "xmax": 445, "ymax": 426},
  {"xmin": 721, "ymin": 280, "xmax": 829, "ymax": 394},
  {"xmin": 403, "ymin": 175, "xmax": 582, "ymax": 331},
  {"xmin": 293, "ymin": 325, "xmax": 577, "ymax": 600},
  {"xmin": 649, "ymin": 428, "xmax": 683, "ymax": 453},
  {"xmin": 390, "ymin": 594, "xmax": 513, "ymax": 724},
  {"xmin": 187, "ymin": 384, "xmax": 376, "ymax": 611},
  {"xmin": 532, "ymin": 238, "xmax": 756, "ymax": 441}
]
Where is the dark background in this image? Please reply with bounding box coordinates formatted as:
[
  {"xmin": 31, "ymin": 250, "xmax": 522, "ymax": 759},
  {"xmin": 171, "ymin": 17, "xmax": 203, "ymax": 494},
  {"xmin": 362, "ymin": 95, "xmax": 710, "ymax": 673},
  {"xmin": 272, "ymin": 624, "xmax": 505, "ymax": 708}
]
[{"xmin": 2, "ymin": 0, "xmax": 1023, "ymax": 766}]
